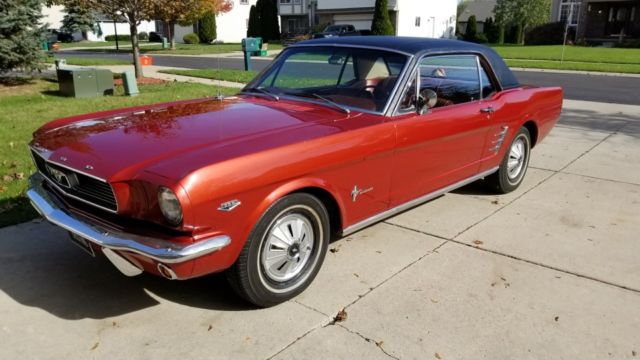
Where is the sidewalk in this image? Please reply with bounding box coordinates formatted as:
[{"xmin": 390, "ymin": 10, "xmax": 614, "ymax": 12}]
[{"xmin": 54, "ymin": 64, "xmax": 247, "ymax": 89}]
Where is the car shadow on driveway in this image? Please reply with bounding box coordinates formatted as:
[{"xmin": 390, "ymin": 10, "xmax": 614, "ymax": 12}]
[
  {"xmin": 0, "ymin": 222, "xmax": 253, "ymax": 320},
  {"xmin": 559, "ymin": 108, "xmax": 640, "ymax": 137}
]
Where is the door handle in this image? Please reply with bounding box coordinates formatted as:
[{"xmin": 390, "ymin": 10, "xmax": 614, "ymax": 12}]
[{"xmin": 480, "ymin": 107, "xmax": 495, "ymax": 114}]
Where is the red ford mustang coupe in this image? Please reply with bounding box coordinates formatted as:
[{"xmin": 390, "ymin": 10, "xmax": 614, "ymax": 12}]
[{"xmin": 28, "ymin": 37, "xmax": 562, "ymax": 307}]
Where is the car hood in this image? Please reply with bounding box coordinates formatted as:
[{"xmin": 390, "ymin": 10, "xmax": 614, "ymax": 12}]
[{"xmin": 31, "ymin": 96, "xmax": 351, "ymax": 182}]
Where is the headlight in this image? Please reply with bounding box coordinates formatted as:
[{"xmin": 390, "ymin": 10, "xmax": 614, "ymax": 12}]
[{"xmin": 157, "ymin": 187, "xmax": 183, "ymax": 226}]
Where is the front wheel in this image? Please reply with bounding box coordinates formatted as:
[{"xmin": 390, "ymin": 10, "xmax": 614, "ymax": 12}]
[
  {"xmin": 486, "ymin": 127, "xmax": 531, "ymax": 194},
  {"xmin": 226, "ymin": 193, "xmax": 330, "ymax": 307}
]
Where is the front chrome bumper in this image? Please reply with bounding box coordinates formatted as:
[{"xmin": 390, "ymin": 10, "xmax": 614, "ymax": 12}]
[{"xmin": 27, "ymin": 173, "xmax": 231, "ymax": 276}]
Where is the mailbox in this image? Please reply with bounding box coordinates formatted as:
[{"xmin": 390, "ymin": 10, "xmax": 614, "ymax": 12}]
[{"xmin": 242, "ymin": 38, "xmax": 261, "ymax": 53}]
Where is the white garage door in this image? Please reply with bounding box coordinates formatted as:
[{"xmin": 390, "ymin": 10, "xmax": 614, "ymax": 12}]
[{"xmin": 333, "ymin": 13, "xmax": 373, "ymax": 31}]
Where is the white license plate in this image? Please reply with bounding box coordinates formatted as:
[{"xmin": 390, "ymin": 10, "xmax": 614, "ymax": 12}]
[{"xmin": 68, "ymin": 232, "xmax": 96, "ymax": 257}]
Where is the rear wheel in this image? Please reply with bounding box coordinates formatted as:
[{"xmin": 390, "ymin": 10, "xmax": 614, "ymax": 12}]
[
  {"xmin": 486, "ymin": 127, "xmax": 531, "ymax": 194},
  {"xmin": 226, "ymin": 193, "xmax": 329, "ymax": 307}
]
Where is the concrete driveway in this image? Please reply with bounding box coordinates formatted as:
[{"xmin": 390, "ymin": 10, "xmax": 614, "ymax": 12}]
[{"xmin": 1, "ymin": 100, "xmax": 638, "ymax": 359}]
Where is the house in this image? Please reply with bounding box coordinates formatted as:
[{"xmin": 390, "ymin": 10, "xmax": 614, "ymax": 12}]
[
  {"xmin": 279, "ymin": 0, "xmax": 319, "ymax": 35},
  {"xmin": 314, "ymin": 0, "xmax": 457, "ymax": 38},
  {"xmin": 170, "ymin": 0, "xmax": 257, "ymax": 43},
  {"xmin": 551, "ymin": 0, "xmax": 639, "ymax": 43},
  {"xmin": 40, "ymin": 4, "xmax": 156, "ymax": 42},
  {"xmin": 457, "ymin": 0, "xmax": 496, "ymax": 34}
]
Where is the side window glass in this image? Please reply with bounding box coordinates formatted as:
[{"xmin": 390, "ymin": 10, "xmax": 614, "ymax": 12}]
[
  {"xmin": 338, "ymin": 56, "xmax": 357, "ymax": 85},
  {"xmin": 418, "ymin": 55, "xmax": 481, "ymax": 108},
  {"xmin": 480, "ymin": 65, "xmax": 495, "ymax": 98}
]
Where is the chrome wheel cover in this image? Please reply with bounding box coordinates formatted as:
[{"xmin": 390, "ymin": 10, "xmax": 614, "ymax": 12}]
[
  {"xmin": 260, "ymin": 213, "xmax": 315, "ymax": 283},
  {"xmin": 507, "ymin": 136, "xmax": 527, "ymax": 181}
]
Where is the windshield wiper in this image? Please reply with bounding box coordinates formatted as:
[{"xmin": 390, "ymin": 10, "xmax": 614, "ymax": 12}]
[
  {"xmin": 241, "ymin": 87, "xmax": 280, "ymax": 101},
  {"xmin": 311, "ymin": 93, "xmax": 350, "ymax": 114}
]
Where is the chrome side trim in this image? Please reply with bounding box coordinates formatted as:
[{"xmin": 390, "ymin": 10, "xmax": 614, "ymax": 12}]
[
  {"xmin": 342, "ymin": 167, "xmax": 499, "ymax": 236},
  {"xmin": 27, "ymin": 173, "xmax": 231, "ymax": 264}
]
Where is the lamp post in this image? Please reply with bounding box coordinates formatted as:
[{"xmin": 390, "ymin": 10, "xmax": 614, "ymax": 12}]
[{"xmin": 113, "ymin": 11, "xmax": 122, "ymax": 51}]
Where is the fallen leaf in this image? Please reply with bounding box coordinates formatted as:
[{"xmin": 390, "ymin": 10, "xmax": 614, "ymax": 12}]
[
  {"xmin": 375, "ymin": 340, "xmax": 384, "ymax": 348},
  {"xmin": 491, "ymin": 199, "xmax": 499, "ymax": 205},
  {"xmin": 0, "ymin": 186, "xmax": 6, "ymax": 193},
  {"xmin": 554, "ymin": 316, "xmax": 559, "ymax": 322},
  {"xmin": 14, "ymin": 172, "xmax": 24, "ymax": 180},
  {"xmin": 353, "ymin": 273, "xmax": 359, "ymax": 278},
  {"xmin": 112, "ymin": 321, "xmax": 117, "ymax": 327},
  {"xmin": 632, "ymin": 350, "xmax": 636, "ymax": 357},
  {"xmin": 329, "ymin": 247, "xmax": 340, "ymax": 253},
  {"xmin": 207, "ymin": 325, "xmax": 212, "ymax": 331},
  {"xmin": 9, "ymin": 161, "xmax": 18, "ymax": 168},
  {"xmin": 473, "ymin": 240, "xmax": 483, "ymax": 245},
  {"xmin": 375, "ymin": 250, "xmax": 382, "ymax": 254},
  {"xmin": 2, "ymin": 175, "xmax": 13, "ymax": 182},
  {"xmin": 334, "ymin": 309, "xmax": 348, "ymax": 323},
  {"xmin": 500, "ymin": 276, "xmax": 507, "ymax": 281},
  {"xmin": 430, "ymin": 298, "xmax": 438, "ymax": 304},
  {"xmin": 435, "ymin": 352, "xmax": 442, "ymax": 359},
  {"xmin": 490, "ymin": 282, "xmax": 497, "ymax": 287},
  {"xmin": 90, "ymin": 342, "xmax": 99, "ymax": 351},
  {"xmin": 9, "ymin": 142, "xmax": 15, "ymax": 148}
]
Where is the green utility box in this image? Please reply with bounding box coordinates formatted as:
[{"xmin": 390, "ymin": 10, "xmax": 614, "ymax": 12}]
[{"xmin": 57, "ymin": 68, "xmax": 114, "ymax": 98}]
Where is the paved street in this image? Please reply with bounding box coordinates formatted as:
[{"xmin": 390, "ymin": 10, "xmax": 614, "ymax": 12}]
[
  {"xmin": 1, "ymin": 100, "xmax": 639, "ymax": 359},
  {"xmin": 60, "ymin": 50, "xmax": 640, "ymax": 105}
]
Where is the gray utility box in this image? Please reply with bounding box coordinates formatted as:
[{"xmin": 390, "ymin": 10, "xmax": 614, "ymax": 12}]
[{"xmin": 57, "ymin": 68, "xmax": 114, "ymax": 98}]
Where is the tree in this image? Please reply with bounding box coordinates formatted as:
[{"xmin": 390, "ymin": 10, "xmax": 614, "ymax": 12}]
[
  {"xmin": 484, "ymin": 17, "xmax": 500, "ymax": 43},
  {"xmin": 464, "ymin": 15, "xmax": 478, "ymax": 42},
  {"xmin": 371, "ymin": 0, "xmax": 394, "ymax": 35},
  {"xmin": 198, "ymin": 11, "xmax": 217, "ymax": 43},
  {"xmin": 60, "ymin": 1, "xmax": 96, "ymax": 40},
  {"xmin": 256, "ymin": 0, "xmax": 279, "ymax": 42},
  {"xmin": 247, "ymin": 5, "xmax": 260, "ymax": 37},
  {"xmin": 494, "ymin": 0, "xmax": 551, "ymax": 44},
  {"xmin": 151, "ymin": 0, "xmax": 232, "ymax": 49},
  {"xmin": 0, "ymin": 0, "xmax": 46, "ymax": 75}
]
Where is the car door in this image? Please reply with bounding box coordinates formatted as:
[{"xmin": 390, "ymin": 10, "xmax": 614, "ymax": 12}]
[{"xmin": 389, "ymin": 54, "xmax": 496, "ymax": 206}]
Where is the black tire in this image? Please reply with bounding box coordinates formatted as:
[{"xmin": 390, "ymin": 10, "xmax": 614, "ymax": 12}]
[
  {"xmin": 486, "ymin": 127, "xmax": 531, "ymax": 194},
  {"xmin": 226, "ymin": 193, "xmax": 330, "ymax": 307}
]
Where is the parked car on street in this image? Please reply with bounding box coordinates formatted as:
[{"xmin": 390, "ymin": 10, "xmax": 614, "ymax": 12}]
[
  {"xmin": 28, "ymin": 37, "xmax": 563, "ymax": 307},
  {"xmin": 312, "ymin": 24, "xmax": 361, "ymax": 39}
]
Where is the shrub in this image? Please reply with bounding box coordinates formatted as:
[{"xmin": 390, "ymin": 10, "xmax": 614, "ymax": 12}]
[
  {"xmin": 138, "ymin": 31, "xmax": 149, "ymax": 41},
  {"xmin": 105, "ymin": 34, "xmax": 131, "ymax": 42},
  {"xmin": 371, "ymin": 0, "xmax": 395, "ymax": 35},
  {"xmin": 484, "ymin": 17, "xmax": 500, "ymax": 44},
  {"xmin": 525, "ymin": 21, "xmax": 574, "ymax": 45},
  {"xmin": 183, "ymin": 33, "xmax": 200, "ymax": 44},
  {"xmin": 199, "ymin": 11, "xmax": 217, "ymax": 43},
  {"xmin": 464, "ymin": 15, "xmax": 478, "ymax": 42},
  {"xmin": 149, "ymin": 31, "xmax": 163, "ymax": 42},
  {"xmin": 615, "ymin": 39, "xmax": 640, "ymax": 48}
]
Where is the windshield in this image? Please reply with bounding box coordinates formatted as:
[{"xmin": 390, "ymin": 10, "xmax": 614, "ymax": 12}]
[{"xmin": 249, "ymin": 47, "xmax": 409, "ymax": 113}]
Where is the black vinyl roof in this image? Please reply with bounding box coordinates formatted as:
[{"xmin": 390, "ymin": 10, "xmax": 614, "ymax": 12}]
[{"xmin": 292, "ymin": 36, "xmax": 520, "ymax": 90}]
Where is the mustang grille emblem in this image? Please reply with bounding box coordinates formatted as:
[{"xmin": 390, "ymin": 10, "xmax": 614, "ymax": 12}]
[{"xmin": 45, "ymin": 165, "xmax": 78, "ymax": 189}]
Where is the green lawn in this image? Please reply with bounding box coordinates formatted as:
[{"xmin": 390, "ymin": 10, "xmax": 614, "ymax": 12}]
[
  {"xmin": 159, "ymin": 68, "xmax": 257, "ymax": 83},
  {"xmin": 58, "ymin": 41, "xmax": 120, "ymax": 49},
  {"xmin": 492, "ymin": 45, "xmax": 640, "ymax": 73},
  {"xmin": 0, "ymin": 79, "xmax": 238, "ymax": 228},
  {"xmin": 505, "ymin": 59, "xmax": 640, "ymax": 74},
  {"xmin": 45, "ymin": 56, "xmax": 131, "ymax": 66}
]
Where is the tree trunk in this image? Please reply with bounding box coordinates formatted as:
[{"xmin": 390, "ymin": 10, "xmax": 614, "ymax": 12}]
[
  {"xmin": 516, "ymin": 23, "xmax": 524, "ymax": 44},
  {"xmin": 498, "ymin": 24, "xmax": 505, "ymax": 44},
  {"xmin": 130, "ymin": 23, "xmax": 143, "ymax": 78},
  {"xmin": 169, "ymin": 21, "xmax": 176, "ymax": 50}
]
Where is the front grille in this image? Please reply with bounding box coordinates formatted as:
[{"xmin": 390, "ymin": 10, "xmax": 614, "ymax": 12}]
[{"xmin": 31, "ymin": 150, "xmax": 118, "ymax": 212}]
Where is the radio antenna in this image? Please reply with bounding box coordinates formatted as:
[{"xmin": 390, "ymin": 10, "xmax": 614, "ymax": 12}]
[{"xmin": 215, "ymin": 37, "xmax": 224, "ymax": 100}]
